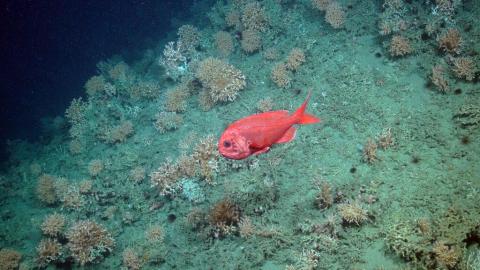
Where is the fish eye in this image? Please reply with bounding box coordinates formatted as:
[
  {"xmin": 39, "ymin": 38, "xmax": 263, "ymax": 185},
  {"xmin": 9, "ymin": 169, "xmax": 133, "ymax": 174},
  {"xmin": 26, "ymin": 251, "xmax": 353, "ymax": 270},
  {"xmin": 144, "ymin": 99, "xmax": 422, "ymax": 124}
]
[{"xmin": 223, "ymin": 140, "xmax": 231, "ymax": 148}]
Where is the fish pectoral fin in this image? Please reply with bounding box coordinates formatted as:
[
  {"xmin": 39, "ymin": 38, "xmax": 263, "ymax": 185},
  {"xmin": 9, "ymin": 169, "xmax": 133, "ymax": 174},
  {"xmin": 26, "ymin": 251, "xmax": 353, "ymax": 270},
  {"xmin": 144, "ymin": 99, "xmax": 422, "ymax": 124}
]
[
  {"xmin": 252, "ymin": 147, "xmax": 270, "ymax": 155},
  {"xmin": 275, "ymin": 126, "xmax": 297, "ymax": 144}
]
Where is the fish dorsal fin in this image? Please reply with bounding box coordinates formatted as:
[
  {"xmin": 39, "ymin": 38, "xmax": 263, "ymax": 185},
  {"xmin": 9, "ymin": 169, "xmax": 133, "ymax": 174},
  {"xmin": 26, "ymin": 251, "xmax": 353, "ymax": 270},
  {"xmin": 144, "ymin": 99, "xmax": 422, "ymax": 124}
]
[
  {"xmin": 247, "ymin": 110, "xmax": 289, "ymax": 121},
  {"xmin": 275, "ymin": 126, "xmax": 297, "ymax": 144},
  {"xmin": 232, "ymin": 110, "xmax": 290, "ymax": 129}
]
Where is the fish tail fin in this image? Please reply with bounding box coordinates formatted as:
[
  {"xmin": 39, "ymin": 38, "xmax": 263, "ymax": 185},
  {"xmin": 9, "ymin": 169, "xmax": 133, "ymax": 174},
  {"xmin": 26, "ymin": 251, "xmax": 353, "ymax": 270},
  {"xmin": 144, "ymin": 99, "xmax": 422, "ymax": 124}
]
[
  {"xmin": 300, "ymin": 113, "xmax": 321, "ymax": 124},
  {"xmin": 293, "ymin": 91, "xmax": 321, "ymax": 125}
]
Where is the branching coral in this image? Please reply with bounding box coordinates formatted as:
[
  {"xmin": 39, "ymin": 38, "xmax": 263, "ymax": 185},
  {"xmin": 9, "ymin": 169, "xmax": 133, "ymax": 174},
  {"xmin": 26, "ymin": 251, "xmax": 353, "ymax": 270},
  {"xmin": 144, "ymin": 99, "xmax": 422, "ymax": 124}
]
[
  {"xmin": 337, "ymin": 202, "xmax": 368, "ymax": 225},
  {"xmin": 238, "ymin": 216, "xmax": 255, "ymax": 238},
  {"xmin": 129, "ymin": 166, "xmax": 146, "ymax": 183},
  {"xmin": 385, "ymin": 220, "xmax": 433, "ymax": 265},
  {"xmin": 314, "ymin": 181, "xmax": 333, "ymax": 210},
  {"xmin": 145, "ymin": 225, "xmax": 165, "ymax": 244},
  {"xmin": 165, "ymin": 84, "xmax": 190, "ymax": 113},
  {"xmin": 60, "ymin": 186, "xmax": 85, "ymax": 210},
  {"xmin": 122, "ymin": 248, "xmax": 142, "ymax": 270},
  {"xmin": 285, "ymin": 48, "xmax": 306, "ymax": 71},
  {"xmin": 0, "ymin": 248, "xmax": 21, "ymax": 270},
  {"xmin": 198, "ymin": 90, "xmax": 215, "ymax": 111},
  {"xmin": 452, "ymin": 57, "xmax": 477, "ymax": 81},
  {"xmin": 177, "ymin": 24, "xmax": 200, "ymax": 51},
  {"xmin": 215, "ymin": 31, "xmax": 234, "ymax": 57},
  {"xmin": 241, "ymin": 29, "xmax": 262, "ymax": 53},
  {"xmin": 191, "ymin": 135, "xmax": 219, "ymax": 183},
  {"xmin": 271, "ymin": 48, "xmax": 306, "ymax": 88},
  {"xmin": 107, "ymin": 61, "xmax": 133, "ymax": 88},
  {"xmin": 209, "ymin": 199, "xmax": 241, "ymax": 238},
  {"xmin": 36, "ymin": 238, "xmax": 63, "ymax": 267},
  {"xmin": 100, "ymin": 120, "xmax": 134, "ymax": 144},
  {"xmin": 150, "ymin": 135, "xmax": 219, "ymax": 196},
  {"xmin": 377, "ymin": 128, "xmax": 394, "ymax": 149},
  {"xmin": 36, "ymin": 174, "xmax": 58, "ymax": 205},
  {"xmin": 434, "ymin": 0, "xmax": 460, "ymax": 16},
  {"xmin": 41, "ymin": 213, "xmax": 65, "ymax": 237},
  {"xmin": 225, "ymin": 10, "xmax": 241, "ymax": 29},
  {"xmin": 430, "ymin": 64, "xmax": 450, "ymax": 93},
  {"xmin": 159, "ymin": 41, "xmax": 189, "ymax": 81},
  {"xmin": 454, "ymin": 104, "xmax": 480, "ymax": 128},
  {"xmin": 262, "ymin": 48, "xmax": 279, "ymax": 62},
  {"xmin": 209, "ymin": 199, "xmax": 240, "ymax": 226},
  {"xmin": 438, "ymin": 28, "xmax": 462, "ymax": 54},
  {"xmin": 186, "ymin": 208, "xmax": 208, "ymax": 231},
  {"xmin": 256, "ymin": 97, "xmax": 275, "ymax": 113},
  {"xmin": 84, "ymin": 75, "xmax": 108, "ymax": 96},
  {"xmin": 378, "ymin": 0, "xmax": 407, "ymax": 35},
  {"xmin": 241, "ymin": 2, "xmax": 268, "ymax": 32},
  {"xmin": 65, "ymin": 98, "xmax": 88, "ymax": 139},
  {"xmin": 78, "ymin": 179, "xmax": 93, "ymax": 194},
  {"xmin": 386, "ymin": 206, "xmax": 479, "ymax": 268},
  {"xmin": 312, "ymin": 0, "xmax": 332, "ymax": 11},
  {"xmin": 65, "ymin": 98, "xmax": 87, "ymax": 126},
  {"xmin": 389, "ymin": 35, "xmax": 412, "ymax": 57},
  {"xmin": 271, "ymin": 63, "xmax": 291, "ymax": 88},
  {"xmin": 362, "ymin": 138, "xmax": 377, "ymax": 164},
  {"xmin": 66, "ymin": 220, "xmax": 115, "ymax": 266},
  {"xmin": 196, "ymin": 57, "xmax": 246, "ymax": 103},
  {"xmin": 325, "ymin": 2, "xmax": 345, "ymax": 29},
  {"xmin": 153, "ymin": 112, "xmax": 183, "ymax": 134},
  {"xmin": 150, "ymin": 158, "xmax": 182, "ymax": 196},
  {"xmin": 129, "ymin": 80, "xmax": 161, "ymax": 100},
  {"xmin": 433, "ymin": 240, "xmax": 461, "ymax": 268},
  {"xmin": 88, "ymin": 159, "xmax": 104, "ymax": 177}
]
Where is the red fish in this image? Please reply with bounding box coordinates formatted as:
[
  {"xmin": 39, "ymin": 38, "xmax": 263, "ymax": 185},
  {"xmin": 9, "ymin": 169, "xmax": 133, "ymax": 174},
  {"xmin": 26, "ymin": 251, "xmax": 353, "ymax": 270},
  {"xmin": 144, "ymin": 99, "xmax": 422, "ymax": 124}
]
[{"xmin": 218, "ymin": 92, "xmax": 320, "ymax": 160}]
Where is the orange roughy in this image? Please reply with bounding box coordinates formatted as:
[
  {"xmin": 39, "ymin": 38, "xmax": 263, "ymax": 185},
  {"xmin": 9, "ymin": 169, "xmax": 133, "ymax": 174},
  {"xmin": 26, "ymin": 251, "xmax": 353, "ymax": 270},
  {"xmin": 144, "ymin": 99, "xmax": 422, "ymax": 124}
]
[{"xmin": 218, "ymin": 92, "xmax": 321, "ymax": 160}]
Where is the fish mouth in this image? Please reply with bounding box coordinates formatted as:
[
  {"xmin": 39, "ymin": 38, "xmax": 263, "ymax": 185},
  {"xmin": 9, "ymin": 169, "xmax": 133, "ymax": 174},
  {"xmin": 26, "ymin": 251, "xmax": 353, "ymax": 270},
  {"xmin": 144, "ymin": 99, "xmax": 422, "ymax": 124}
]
[
  {"xmin": 219, "ymin": 150, "xmax": 239, "ymax": 159},
  {"xmin": 219, "ymin": 148, "xmax": 248, "ymax": 160}
]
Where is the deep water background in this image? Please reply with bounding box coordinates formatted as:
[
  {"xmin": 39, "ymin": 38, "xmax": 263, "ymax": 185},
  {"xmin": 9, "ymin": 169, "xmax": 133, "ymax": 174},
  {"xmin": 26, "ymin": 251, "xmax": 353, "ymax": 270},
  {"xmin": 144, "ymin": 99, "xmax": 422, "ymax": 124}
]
[{"xmin": 0, "ymin": 0, "xmax": 195, "ymax": 163}]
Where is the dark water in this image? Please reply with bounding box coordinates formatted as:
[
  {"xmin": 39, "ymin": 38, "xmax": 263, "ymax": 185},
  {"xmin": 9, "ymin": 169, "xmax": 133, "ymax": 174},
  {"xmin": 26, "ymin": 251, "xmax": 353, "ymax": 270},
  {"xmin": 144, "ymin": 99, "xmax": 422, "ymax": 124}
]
[{"xmin": 0, "ymin": 0, "xmax": 195, "ymax": 161}]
